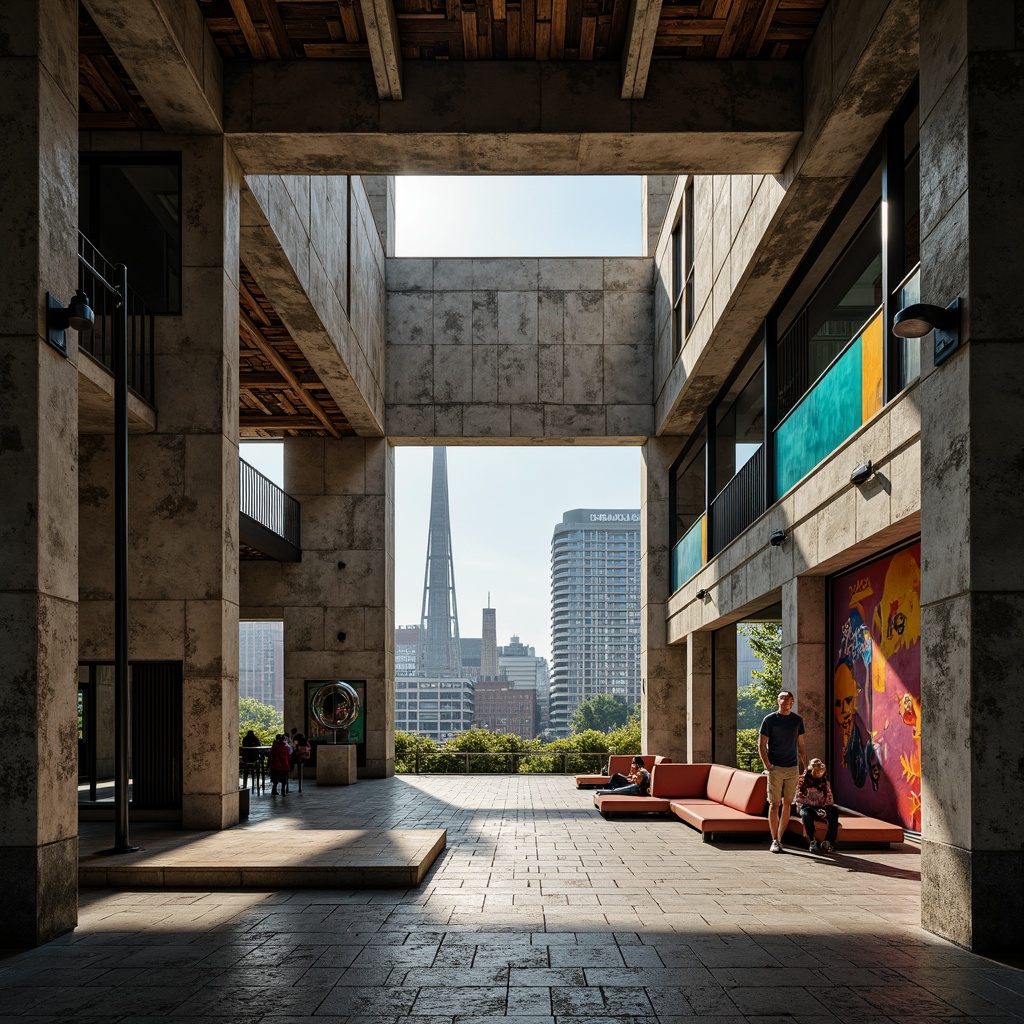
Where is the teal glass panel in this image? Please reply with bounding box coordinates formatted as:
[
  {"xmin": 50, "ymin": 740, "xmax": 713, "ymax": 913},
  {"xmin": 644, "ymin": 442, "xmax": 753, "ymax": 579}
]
[
  {"xmin": 671, "ymin": 515, "xmax": 704, "ymax": 592},
  {"xmin": 775, "ymin": 337, "xmax": 863, "ymax": 496}
]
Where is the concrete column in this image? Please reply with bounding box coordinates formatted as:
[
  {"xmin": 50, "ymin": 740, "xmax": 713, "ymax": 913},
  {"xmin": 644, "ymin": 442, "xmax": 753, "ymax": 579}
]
[
  {"xmin": 781, "ymin": 577, "xmax": 826, "ymax": 759},
  {"xmin": 686, "ymin": 631, "xmax": 713, "ymax": 762},
  {"xmin": 642, "ymin": 175, "xmax": 677, "ymax": 257},
  {"xmin": 241, "ymin": 436, "xmax": 395, "ymax": 778},
  {"xmin": 713, "ymin": 625, "xmax": 738, "ymax": 766},
  {"xmin": 77, "ymin": 137, "xmax": 242, "ymax": 829},
  {"xmin": 918, "ymin": 0, "xmax": 1024, "ymax": 955},
  {"xmin": 0, "ymin": 0, "xmax": 80, "ymax": 946},
  {"xmin": 641, "ymin": 437, "xmax": 687, "ymax": 761}
]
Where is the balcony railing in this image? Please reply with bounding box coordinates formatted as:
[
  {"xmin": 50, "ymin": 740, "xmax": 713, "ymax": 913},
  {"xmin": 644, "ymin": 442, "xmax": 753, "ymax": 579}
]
[
  {"xmin": 77, "ymin": 232, "xmax": 155, "ymax": 405},
  {"xmin": 239, "ymin": 459, "xmax": 301, "ymax": 561},
  {"xmin": 709, "ymin": 444, "xmax": 766, "ymax": 556},
  {"xmin": 399, "ymin": 750, "xmax": 607, "ymax": 775},
  {"xmin": 774, "ymin": 307, "xmax": 884, "ymax": 497},
  {"xmin": 671, "ymin": 513, "xmax": 705, "ymax": 591}
]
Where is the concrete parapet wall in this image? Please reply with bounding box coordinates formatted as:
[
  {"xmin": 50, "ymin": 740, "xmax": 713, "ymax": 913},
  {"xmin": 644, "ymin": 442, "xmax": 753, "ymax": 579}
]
[{"xmin": 386, "ymin": 256, "xmax": 654, "ymax": 442}]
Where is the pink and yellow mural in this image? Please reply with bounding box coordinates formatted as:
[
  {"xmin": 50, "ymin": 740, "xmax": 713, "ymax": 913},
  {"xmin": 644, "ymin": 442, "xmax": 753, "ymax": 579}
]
[{"xmin": 830, "ymin": 543, "xmax": 921, "ymax": 832}]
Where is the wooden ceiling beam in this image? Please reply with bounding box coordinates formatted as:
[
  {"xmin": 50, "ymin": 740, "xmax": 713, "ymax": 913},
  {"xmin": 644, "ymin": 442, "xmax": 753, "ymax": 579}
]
[
  {"xmin": 238, "ymin": 300, "xmax": 342, "ymax": 437},
  {"xmin": 240, "ymin": 415, "xmax": 331, "ymax": 431},
  {"xmin": 359, "ymin": 0, "xmax": 404, "ymax": 98},
  {"xmin": 620, "ymin": 0, "xmax": 663, "ymax": 98}
]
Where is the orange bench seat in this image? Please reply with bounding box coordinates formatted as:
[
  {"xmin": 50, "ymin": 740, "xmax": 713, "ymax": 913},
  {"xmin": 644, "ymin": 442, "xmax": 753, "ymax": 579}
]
[{"xmin": 575, "ymin": 754, "xmax": 671, "ymax": 789}]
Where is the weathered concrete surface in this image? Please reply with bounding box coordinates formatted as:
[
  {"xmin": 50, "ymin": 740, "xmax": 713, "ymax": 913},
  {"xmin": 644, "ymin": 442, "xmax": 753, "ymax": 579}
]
[
  {"xmin": 76, "ymin": 135, "xmax": 242, "ymax": 833},
  {"xmin": 0, "ymin": 0, "xmax": 80, "ymax": 948},
  {"xmin": 386, "ymin": 257, "xmax": 654, "ymax": 442},
  {"xmin": 223, "ymin": 60, "xmax": 802, "ymax": 175},
  {"xmin": 782, "ymin": 576, "xmax": 826, "ymax": 760},
  {"xmin": 654, "ymin": 0, "xmax": 919, "ymax": 436},
  {"xmin": 686, "ymin": 631, "xmax": 713, "ymax": 763},
  {"xmin": 361, "ymin": 175, "xmax": 395, "ymax": 258},
  {"xmin": 241, "ymin": 174, "xmax": 385, "ymax": 436},
  {"xmin": 917, "ymin": 0, "xmax": 1024, "ymax": 955},
  {"xmin": 642, "ymin": 175, "xmax": 676, "ymax": 258},
  {"xmin": 240, "ymin": 437, "xmax": 395, "ymax": 779},
  {"xmin": 81, "ymin": 0, "xmax": 223, "ymax": 134},
  {"xmin": 712, "ymin": 624, "xmax": 737, "ymax": 766},
  {"xmin": 641, "ymin": 437, "xmax": 688, "ymax": 762}
]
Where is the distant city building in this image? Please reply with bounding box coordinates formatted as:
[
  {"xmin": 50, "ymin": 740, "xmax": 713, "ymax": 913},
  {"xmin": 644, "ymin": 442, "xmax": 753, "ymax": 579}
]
[
  {"xmin": 549, "ymin": 509, "xmax": 642, "ymax": 738},
  {"xmin": 473, "ymin": 679, "xmax": 536, "ymax": 741},
  {"xmin": 395, "ymin": 624, "xmax": 420, "ymax": 677},
  {"xmin": 239, "ymin": 620, "xmax": 284, "ymax": 710},
  {"xmin": 460, "ymin": 637, "xmax": 481, "ymax": 674},
  {"xmin": 480, "ymin": 605, "xmax": 499, "ymax": 676},
  {"xmin": 395, "ymin": 676, "xmax": 474, "ymax": 743},
  {"xmin": 499, "ymin": 634, "xmax": 550, "ymax": 735}
]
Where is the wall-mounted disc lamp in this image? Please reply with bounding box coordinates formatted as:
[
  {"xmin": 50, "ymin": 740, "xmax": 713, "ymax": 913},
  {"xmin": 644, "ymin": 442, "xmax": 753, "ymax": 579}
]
[
  {"xmin": 695, "ymin": 588, "xmax": 709, "ymax": 600},
  {"xmin": 893, "ymin": 298, "xmax": 960, "ymax": 366},
  {"xmin": 850, "ymin": 460, "xmax": 874, "ymax": 486},
  {"xmin": 769, "ymin": 529, "xmax": 787, "ymax": 547},
  {"xmin": 46, "ymin": 289, "xmax": 94, "ymax": 355}
]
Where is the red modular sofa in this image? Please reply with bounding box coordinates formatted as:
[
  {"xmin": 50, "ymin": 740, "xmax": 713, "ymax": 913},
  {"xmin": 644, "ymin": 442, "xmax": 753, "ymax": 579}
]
[
  {"xmin": 575, "ymin": 754, "xmax": 671, "ymax": 789},
  {"xmin": 594, "ymin": 762, "xmax": 904, "ymax": 846}
]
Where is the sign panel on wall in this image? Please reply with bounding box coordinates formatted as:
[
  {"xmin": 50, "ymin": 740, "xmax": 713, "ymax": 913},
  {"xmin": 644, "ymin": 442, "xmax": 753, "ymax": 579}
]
[{"xmin": 830, "ymin": 542, "xmax": 921, "ymax": 833}]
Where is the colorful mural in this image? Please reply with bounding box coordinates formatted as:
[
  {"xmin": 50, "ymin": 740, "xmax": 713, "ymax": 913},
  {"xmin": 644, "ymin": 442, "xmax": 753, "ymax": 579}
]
[{"xmin": 830, "ymin": 543, "xmax": 921, "ymax": 832}]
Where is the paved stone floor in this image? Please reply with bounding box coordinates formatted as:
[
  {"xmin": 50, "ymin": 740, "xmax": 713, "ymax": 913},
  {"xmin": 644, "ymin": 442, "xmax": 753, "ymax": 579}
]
[{"xmin": 2, "ymin": 774, "xmax": 1023, "ymax": 1022}]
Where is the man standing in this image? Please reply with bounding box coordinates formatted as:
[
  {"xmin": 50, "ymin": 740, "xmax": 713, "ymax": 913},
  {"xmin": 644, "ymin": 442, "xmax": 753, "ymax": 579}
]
[{"xmin": 759, "ymin": 690, "xmax": 806, "ymax": 852}]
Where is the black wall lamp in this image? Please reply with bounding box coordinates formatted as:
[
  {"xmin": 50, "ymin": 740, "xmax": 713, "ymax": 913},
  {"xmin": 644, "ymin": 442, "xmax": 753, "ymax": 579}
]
[
  {"xmin": 893, "ymin": 298, "xmax": 960, "ymax": 366},
  {"xmin": 337, "ymin": 631, "xmax": 347, "ymax": 643},
  {"xmin": 46, "ymin": 289, "xmax": 94, "ymax": 354},
  {"xmin": 695, "ymin": 588, "xmax": 709, "ymax": 600},
  {"xmin": 850, "ymin": 460, "xmax": 874, "ymax": 485},
  {"xmin": 769, "ymin": 529, "xmax": 787, "ymax": 547}
]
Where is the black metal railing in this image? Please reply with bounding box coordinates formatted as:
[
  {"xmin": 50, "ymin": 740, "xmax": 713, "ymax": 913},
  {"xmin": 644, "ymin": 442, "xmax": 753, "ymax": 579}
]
[
  {"xmin": 240, "ymin": 459, "xmax": 301, "ymax": 549},
  {"xmin": 776, "ymin": 308, "xmax": 808, "ymax": 420},
  {"xmin": 709, "ymin": 444, "xmax": 766, "ymax": 556},
  {"xmin": 78, "ymin": 232, "xmax": 155, "ymax": 405}
]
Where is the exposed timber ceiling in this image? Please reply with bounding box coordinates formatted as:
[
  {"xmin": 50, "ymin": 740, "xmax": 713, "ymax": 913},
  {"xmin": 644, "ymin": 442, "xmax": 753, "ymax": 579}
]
[
  {"xmin": 199, "ymin": 0, "xmax": 825, "ymax": 63},
  {"xmin": 239, "ymin": 265, "xmax": 354, "ymax": 438}
]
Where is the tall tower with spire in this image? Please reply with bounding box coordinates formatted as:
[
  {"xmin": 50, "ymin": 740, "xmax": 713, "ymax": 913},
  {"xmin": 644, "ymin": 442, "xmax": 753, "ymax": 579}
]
[
  {"xmin": 417, "ymin": 448, "xmax": 463, "ymax": 677},
  {"xmin": 480, "ymin": 598, "xmax": 499, "ymax": 677}
]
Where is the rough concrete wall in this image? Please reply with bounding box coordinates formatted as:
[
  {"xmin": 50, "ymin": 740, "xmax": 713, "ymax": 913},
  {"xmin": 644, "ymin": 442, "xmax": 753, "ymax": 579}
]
[
  {"xmin": 642, "ymin": 175, "xmax": 676, "ymax": 258},
  {"xmin": 0, "ymin": 0, "xmax": 81, "ymax": 948},
  {"xmin": 77, "ymin": 135, "xmax": 242, "ymax": 831},
  {"xmin": 241, "ymin": 174, "xmax": 386, "ymax": 435},
  {"xmin": 652, "ymin": 0, "xmax": 920, "ymax": 436},
  {"xmin": 386, "ymin": 257, "xmax": 654, "ymax": 442},
  {"xmin": 239, "ymin": 437, "xmax": 395, "ymax": 778},
  {"xmin": 361, "ymin": 174, "xmax": 395, "ymax": 257}
]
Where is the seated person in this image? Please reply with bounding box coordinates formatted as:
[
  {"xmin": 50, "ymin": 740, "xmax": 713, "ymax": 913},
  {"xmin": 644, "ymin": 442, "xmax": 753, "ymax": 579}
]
[
  {"xmin": 795, "ymin": 757, "xmax": 840, "ymax": 853},
  {"xmin": 596, "ymin": 756, "xmax": 651, "ymax": 796}
]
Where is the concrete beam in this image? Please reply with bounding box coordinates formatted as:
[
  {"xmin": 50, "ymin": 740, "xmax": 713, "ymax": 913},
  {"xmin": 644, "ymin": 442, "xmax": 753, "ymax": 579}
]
[
  {"xmin": 620, "ymin": 0, "xmax": 663, "ymax": 100},
  {"xmin": 359, "ymin": 0, "xmax": 403, "ymax": 100},
  {"xmin": 240, "ymin": 176, "xmax": 385, "ymax": 437},
  {"xmin": 81, "ymin": 0, "xmax": 223, "ymax": 134},
  {"xmin": 223, "ymin": 59, "xmax": 802, "ymax": 174}
]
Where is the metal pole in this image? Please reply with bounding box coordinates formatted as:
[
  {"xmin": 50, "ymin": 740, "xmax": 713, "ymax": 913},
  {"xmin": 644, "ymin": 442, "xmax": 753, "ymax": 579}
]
[{"xmin": 99, "ymin": 266, "xmax": 139, "ymax": 855}]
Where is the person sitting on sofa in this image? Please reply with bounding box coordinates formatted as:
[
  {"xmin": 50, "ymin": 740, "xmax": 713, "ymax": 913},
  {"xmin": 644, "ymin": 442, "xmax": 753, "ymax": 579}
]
[
  {"xmin": 795, "ymin": 758, "xmax": 840, "ymax": 853},
  {"xmin": 596, "ymin": 756, "xmax": 651, "ymax": 796}
]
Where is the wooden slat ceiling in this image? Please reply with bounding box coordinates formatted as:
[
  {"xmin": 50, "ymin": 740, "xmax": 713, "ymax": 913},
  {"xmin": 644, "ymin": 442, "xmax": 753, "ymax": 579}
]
[
  {"xmin": 198, "ymin": 0, "xmax": 827, "ymax": 63},
  {"xmin": 79, "ymin": 4, "xmax": 162, "ymax": 129},
  {"xmin": 239, "ymin": 264, "xmax": 354, "ymax": 438}
]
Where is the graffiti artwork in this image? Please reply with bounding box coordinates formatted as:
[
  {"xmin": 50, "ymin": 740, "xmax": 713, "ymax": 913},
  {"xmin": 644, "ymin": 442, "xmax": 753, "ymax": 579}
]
[{"xmin": 830, "ymin": 543, "xmax": 921, "ymax": 832}]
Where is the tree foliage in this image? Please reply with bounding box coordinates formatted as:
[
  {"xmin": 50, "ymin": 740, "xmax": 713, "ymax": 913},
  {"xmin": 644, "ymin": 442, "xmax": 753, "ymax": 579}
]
[
  {"xmin": 738, "ymin": 621, "xmax": 783, "ymax": 709},
  {"xmin": 239, "ymin": 697, "xmax": 283, "ymax": 745},
  {"xmin": 736, "ymin": 728, "xmax": 762, "ymax": 772},
  {"xmin": 570, "ymin": 694, "xmax": 634, "ymax": 734}
]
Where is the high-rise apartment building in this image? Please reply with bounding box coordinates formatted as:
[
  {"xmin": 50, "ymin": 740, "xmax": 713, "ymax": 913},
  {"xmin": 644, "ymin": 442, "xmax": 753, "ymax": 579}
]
[
  {"xmin": 498, "ymin": 635, "xmax": 550, "ymax": 735},
  {"xmin": 549, "ymin": 510, "xmax": 641, "ymax": 737},
  {"xmin": 238, "ymin": 620, "xmax": 284, "ymax": 710},
  {"xmin": 394, "ymin": 676, "xmax": 474, "ymax": 743}
]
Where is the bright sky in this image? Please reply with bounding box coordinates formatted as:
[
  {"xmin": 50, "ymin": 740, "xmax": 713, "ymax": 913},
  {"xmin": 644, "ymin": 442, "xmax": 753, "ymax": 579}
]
[{"xmin": 243, "ymin": 175, "xmax": 643, "ymax": 665}]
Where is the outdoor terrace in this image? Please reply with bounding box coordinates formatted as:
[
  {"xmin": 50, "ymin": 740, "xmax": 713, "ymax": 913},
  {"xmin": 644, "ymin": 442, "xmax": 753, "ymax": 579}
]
[{"xmin": 2, "ymin": 775, "xmax": 1022, "ymax": 1021}]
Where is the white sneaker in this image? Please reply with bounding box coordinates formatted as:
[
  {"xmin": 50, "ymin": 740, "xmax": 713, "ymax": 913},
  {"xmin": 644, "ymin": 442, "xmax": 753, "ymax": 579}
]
[
  {"xmin": 809, "ymin": 841, "xmax": 819, "ymax": 853},
  {"xmin": 770, "ymin": 839, "xmax": 782, "ymax": 853}
]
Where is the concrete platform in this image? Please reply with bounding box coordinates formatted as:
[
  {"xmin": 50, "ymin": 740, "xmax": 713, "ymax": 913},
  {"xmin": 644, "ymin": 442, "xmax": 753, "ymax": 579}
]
[{"xmin": 79, "ymin": 827, "xmax": 445, "ymax": 889}]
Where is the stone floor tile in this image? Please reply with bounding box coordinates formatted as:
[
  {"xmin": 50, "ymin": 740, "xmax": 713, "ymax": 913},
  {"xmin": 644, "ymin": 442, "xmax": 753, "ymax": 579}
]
[{"xmin": 412, "ymin": 986, "xmax": 508, "ymax": 1016}]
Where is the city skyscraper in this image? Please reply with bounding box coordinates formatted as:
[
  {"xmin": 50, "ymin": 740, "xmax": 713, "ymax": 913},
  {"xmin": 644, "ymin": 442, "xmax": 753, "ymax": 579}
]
[
  {"xmin": 480, "ymin": 603, "xmax": 499, "ymax": 677},
  {"xmin": 417, "ymin": 447, "xmax": 463, "ymax": 677},
  {"xmin": 549, "ymin": 509, "xmax": 642, "ymax": 737},
  {"xmin": 239, "ymin": 620, "xmax": 284, "ymax": 710}
]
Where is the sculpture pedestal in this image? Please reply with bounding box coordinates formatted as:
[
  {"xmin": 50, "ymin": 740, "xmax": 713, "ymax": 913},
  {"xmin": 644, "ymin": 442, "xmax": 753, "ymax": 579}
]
[{"xmin": 317, "ymin": 744, "xmax": 357, "ymax": 785}]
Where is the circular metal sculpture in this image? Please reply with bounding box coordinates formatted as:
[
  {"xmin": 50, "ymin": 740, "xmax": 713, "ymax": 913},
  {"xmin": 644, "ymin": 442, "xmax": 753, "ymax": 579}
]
[{"xmin": 310, "ymin": 680, "xmax": 361, "ymax": 739}]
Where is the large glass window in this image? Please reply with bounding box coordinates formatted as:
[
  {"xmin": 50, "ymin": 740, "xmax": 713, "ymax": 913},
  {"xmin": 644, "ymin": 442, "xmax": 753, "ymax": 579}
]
[
  {"xmin": 672, "ymin": 426, "xmax": 706, "ymax": 545},
  {"xmin": 714, "ymin": 357, "xmax": 764, "ymax": 493}
]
